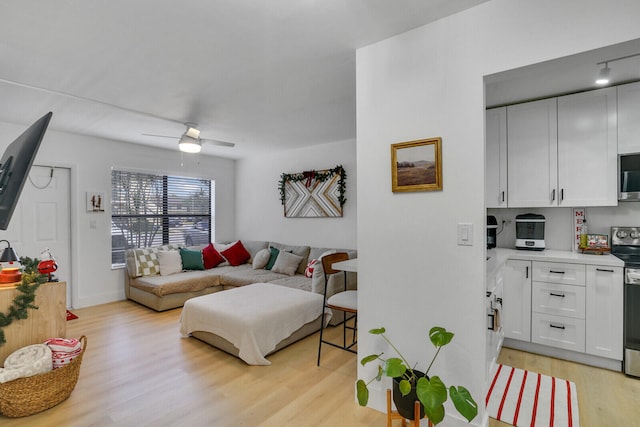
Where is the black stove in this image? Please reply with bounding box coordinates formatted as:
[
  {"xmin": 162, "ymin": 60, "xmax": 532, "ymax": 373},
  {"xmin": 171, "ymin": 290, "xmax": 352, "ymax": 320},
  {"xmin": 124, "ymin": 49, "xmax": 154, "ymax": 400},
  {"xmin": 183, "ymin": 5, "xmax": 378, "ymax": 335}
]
[
  {"xmin": 611, "ymin": 226, "xmax": 640, "ymax": 268},
  {"xmin": 612, "ymin": 226, "xmax": 640, "ymax": 377}
]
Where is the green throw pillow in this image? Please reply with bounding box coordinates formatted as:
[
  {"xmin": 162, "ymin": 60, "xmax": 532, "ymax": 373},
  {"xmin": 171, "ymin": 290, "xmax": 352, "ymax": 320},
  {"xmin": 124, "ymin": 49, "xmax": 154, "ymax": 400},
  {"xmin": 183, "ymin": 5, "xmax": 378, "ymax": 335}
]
[
  {"xmin": 264, "ymin": 247, "xmax": 280, "ymax": 270},
  {"xmin": 180, "ymin": 247, "xmax": 204, "ymax": 270}
]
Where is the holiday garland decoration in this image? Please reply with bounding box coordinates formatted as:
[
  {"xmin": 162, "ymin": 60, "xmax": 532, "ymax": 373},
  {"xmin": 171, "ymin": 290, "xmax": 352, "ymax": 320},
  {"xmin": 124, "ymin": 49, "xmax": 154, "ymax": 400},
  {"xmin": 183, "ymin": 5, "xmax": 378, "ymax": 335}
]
[
  {"xmin": 0, "ymin": 270, "xmax": 47, "ymax": 346},
  {"xmin": 278, "ymin": 165, "xmax": 347, "ymax": 207}
]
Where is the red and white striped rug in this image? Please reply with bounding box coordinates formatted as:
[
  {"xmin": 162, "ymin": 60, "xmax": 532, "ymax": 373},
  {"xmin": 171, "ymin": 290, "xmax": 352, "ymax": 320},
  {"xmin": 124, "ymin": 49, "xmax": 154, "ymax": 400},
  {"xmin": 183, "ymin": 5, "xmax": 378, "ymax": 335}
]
[{"xmin": 486, "ymin": 364, "xmax": 579, "ymax": 427}]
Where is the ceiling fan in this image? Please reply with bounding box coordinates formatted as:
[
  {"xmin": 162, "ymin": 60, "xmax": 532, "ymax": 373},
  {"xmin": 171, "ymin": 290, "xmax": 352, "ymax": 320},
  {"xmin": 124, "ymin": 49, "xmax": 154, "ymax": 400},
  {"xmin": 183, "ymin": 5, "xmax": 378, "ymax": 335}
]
[{"xmin": 143, "ymin": 123, "xmax": 235, "ymax": 153}]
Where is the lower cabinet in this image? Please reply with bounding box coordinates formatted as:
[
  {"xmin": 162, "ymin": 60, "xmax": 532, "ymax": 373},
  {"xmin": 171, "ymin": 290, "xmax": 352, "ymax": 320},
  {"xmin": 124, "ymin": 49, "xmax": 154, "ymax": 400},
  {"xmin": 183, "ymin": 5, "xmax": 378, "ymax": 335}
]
[
  {"xmin": 502, "ymin": 259, "xmax": 531, "ymax": 341},
  {"xmin": 501, "ymin": 258, "xmax": 623, "ymax": 364},
  {"xmin": 585, "ymin": 265, "xmax": 623, "ymax": 360}
]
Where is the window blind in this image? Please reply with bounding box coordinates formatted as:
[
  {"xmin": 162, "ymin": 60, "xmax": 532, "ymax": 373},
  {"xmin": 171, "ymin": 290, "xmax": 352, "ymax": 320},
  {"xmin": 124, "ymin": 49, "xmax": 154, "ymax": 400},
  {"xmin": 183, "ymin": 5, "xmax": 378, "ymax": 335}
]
[{"xmin": 111, "ymin": 170, "xmax": 213, "ymax": 266}]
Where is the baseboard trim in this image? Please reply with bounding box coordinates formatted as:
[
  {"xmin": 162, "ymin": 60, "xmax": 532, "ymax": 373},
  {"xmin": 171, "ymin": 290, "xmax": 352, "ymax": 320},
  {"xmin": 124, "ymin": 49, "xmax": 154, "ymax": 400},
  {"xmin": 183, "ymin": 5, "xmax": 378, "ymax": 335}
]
[{"xmin": 503, "ymin": 338, "xmax": 622, "ymax": 371}]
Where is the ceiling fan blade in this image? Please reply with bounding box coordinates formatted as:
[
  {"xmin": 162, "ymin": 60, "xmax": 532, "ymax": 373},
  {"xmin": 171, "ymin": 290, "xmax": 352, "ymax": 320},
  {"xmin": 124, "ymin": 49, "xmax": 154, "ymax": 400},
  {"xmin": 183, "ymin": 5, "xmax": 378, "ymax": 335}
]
[
  {"xmin": 142, "ymin": 133, "xmax": 178, "ymax": 139},
  {"xmin": 201, "ymin": 138, "xmax": 235, "ymax": 148}
]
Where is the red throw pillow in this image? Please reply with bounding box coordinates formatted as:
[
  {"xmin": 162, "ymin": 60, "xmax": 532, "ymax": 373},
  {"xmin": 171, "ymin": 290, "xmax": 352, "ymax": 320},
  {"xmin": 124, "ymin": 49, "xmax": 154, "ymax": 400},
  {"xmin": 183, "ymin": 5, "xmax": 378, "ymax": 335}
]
[
  {"xmin": 202, "ymin": 243, "xmax": 225, "ymax": 269},
  {"xmin": 221, "ymin": 240, "xmax": 251, "ymax": 266}
]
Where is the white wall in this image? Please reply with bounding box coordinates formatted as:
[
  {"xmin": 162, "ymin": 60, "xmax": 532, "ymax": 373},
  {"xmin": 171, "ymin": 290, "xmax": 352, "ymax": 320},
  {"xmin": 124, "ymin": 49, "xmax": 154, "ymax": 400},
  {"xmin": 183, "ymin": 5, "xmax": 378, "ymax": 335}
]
[
  {"xmin": 489, "ymin": 205, "xmax": 640, "ymax": 251},
  {"xmin": 0, "ymin": 120, "xmax": 236, "ymax": 308},
  {"xmin": 236, "ymin": 139, "xmax": 357, "ymax": 249},
  {"xmin": 356, "ymin": 0, "xmax": 640, "ymax": 425}
]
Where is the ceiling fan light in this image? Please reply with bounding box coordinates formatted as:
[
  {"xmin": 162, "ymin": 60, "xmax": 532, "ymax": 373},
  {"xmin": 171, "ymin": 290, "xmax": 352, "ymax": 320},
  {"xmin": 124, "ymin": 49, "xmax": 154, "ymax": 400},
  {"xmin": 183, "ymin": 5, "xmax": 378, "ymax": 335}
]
[
  {"xmin": 595, "ymin": 64, "xmax": 611, "ymax": 85},
  {"xmin": 179, "ymin": 135, "xmax": 201, "ymax": 153}
]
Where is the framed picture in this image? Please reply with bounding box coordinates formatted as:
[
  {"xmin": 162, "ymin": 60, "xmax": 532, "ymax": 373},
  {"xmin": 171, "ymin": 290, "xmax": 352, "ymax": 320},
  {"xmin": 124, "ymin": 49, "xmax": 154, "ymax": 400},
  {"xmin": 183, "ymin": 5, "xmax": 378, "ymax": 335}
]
[
  {"xmin": 86, "ymin": 191, "xmax": 105, "ymax": 212},
  {"xmin": 391, "ymin": 137, "xmax": 442, "ymax": 192}
]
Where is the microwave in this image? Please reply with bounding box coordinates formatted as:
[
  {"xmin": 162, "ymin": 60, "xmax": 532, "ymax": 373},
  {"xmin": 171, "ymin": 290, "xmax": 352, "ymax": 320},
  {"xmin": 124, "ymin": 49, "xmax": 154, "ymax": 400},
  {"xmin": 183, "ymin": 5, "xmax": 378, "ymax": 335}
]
[{"xmin": 620, "ymin": 153, "xmax": 640, "ymax": 201}]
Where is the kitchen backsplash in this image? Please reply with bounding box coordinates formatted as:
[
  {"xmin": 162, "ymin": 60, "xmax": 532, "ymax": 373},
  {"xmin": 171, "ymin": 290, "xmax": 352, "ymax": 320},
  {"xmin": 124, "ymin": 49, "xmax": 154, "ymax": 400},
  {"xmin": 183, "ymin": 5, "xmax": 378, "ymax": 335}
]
[{"xmin": 487, "ymin": 204, "xmax": 640, "ymax": 251}]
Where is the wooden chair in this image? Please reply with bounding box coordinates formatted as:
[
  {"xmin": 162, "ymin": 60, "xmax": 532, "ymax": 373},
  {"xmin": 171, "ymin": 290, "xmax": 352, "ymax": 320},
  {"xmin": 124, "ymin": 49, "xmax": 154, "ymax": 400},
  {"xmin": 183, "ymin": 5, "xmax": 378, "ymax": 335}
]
[{"xmin": 316, "ymin": 252, "xmax": 357, "ymax": 366}]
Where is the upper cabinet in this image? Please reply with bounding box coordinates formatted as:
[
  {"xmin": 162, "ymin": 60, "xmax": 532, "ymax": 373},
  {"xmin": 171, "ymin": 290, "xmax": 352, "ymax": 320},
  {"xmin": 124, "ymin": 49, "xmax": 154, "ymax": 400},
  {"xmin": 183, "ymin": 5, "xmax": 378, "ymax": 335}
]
[
  {"xmin": 507, "ymin": 99, "xmax": 558, "ymax": 207},
  {"xmin": 487, "ymin": 86, "xmax": 618, "ymax": 208},
  {"xmin": 485, "ymin": 107, "xmax": 507, "ymax": 208},
  {"xmin": 618, "ymin": 82, "xmax": 640, "ymax": 154},
  {"xmin": 557, "ymin": 87, "xmax": 618, "ymax": 207}
]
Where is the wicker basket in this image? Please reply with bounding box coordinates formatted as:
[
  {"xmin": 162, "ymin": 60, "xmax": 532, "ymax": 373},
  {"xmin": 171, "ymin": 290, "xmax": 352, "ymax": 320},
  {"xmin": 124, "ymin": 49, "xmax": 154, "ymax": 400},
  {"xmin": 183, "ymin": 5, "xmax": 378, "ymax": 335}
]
[{"xmin": 0, "ymin": 335, "xmax": 87, "ymax": 418}]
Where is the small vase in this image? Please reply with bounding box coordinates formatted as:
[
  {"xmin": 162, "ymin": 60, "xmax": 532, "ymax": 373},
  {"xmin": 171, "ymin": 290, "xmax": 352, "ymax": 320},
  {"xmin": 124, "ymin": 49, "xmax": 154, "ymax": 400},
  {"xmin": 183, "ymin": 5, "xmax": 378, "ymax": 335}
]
[{"xmin": 392, "ymin": 371, "xmax": 426, "ymax": 421}]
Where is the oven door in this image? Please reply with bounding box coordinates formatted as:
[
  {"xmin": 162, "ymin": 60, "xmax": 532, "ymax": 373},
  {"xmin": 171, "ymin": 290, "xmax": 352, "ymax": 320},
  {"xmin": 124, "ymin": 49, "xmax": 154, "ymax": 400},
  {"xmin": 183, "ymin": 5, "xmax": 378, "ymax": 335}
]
[{"xmin": 624, "ymin": 267, "xmax": 640, "ymax": 376}]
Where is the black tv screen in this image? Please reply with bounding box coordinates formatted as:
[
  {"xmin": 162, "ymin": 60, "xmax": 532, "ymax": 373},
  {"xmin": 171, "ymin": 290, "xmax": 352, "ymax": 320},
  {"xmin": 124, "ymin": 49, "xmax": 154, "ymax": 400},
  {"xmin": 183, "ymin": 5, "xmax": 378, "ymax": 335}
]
[{"xmin": 0, "ymin": 112, "xmax": 53, "ymax": 230}]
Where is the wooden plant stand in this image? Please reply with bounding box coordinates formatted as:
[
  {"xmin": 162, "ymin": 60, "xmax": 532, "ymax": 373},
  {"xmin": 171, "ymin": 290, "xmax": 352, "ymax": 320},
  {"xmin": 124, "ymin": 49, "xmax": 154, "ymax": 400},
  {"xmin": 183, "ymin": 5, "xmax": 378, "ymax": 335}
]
[{"xmin": 386, "ymin": 389, "xmax": 433, "ymax": 427}]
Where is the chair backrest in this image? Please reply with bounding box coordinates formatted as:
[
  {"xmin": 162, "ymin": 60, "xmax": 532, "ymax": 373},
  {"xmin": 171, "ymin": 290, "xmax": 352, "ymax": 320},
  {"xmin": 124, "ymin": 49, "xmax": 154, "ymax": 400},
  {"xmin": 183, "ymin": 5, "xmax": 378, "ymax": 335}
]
[{"xmin": 321, "ymin": 252, "xmax": 350, "ymax": 275}]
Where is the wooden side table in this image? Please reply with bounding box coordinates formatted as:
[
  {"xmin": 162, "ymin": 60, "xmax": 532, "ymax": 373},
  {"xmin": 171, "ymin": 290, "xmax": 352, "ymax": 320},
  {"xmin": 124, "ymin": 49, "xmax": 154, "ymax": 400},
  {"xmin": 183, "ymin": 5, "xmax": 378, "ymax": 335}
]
[
  {"xmin": 387, "ymin": 389, "xmax": 433, "ymax": 427},
  {"xmin": 0, "ymin": 281, "xmax": 66, "ymax": 363}
]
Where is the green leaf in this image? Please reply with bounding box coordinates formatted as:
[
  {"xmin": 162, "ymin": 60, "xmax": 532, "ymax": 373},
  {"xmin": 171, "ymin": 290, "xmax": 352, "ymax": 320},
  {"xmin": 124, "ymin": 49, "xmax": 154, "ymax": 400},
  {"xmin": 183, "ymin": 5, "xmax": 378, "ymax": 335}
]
[
  {"xmin": 360, "ymin": 354, "xmax": 380, "ymax": 366},
  {"xmin": 416, "ymin": 376, "xmax": 447, "ymax": 424},
  {"xmin": 369, "ymin": 327, "xmax": 385, "ymax": 335},
  {"xmin": 383, "ymin": 358, "xmax": 407, "ymax": 378},
  {"xmin": 375, "ymin": 365, "xmax": 383, "ymax": 381},
  {"xmin": 429, "ymin": 326, "xmax": 454, "ymax": 348},
  {"xmin": 449, "ymin": 386, "xmax": 478, "ymax": 422},
  {"xmin": 398, "ymin": 379, "xmax": 412, "ymax": 397},
  {"xmin": 356, "ymin": 380, "xmax": 369, "ymax": 406}
]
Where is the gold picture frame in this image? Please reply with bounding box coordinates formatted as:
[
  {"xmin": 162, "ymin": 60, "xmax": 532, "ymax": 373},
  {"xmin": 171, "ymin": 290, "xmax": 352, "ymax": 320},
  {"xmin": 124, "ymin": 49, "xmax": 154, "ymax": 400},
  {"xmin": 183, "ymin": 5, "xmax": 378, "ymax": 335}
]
[{"xmin": 391, "ymin": 137, "xmax": 442, "ymax": 192}]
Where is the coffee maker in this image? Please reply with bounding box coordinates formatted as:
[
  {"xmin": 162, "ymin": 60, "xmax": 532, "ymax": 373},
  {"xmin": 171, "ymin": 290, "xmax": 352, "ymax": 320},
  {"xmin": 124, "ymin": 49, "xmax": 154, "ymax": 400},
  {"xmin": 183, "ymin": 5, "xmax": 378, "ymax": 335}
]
[
  {"xmin": 487, "ymin": 215, "xmax": 497, "ymax": 249},
  {"xmin": 515, "ymin": 213, "xmax": 546, "ymax": 250}
]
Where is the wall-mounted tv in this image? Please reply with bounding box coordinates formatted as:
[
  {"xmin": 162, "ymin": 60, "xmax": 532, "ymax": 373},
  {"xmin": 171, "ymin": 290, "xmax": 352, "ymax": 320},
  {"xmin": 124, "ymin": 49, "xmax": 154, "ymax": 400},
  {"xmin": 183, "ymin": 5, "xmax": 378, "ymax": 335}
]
[{"xmin": 0, "ymin": 112, "xmax": 53, "ymax": 230}]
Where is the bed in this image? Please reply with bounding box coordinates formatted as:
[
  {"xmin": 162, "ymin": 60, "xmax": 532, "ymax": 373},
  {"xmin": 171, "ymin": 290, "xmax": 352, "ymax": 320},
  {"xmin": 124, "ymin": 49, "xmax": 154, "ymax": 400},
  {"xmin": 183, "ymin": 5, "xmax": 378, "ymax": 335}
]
[{"xmin": 179, "ymin": 282, "xmax": 328, "ymax": 365}]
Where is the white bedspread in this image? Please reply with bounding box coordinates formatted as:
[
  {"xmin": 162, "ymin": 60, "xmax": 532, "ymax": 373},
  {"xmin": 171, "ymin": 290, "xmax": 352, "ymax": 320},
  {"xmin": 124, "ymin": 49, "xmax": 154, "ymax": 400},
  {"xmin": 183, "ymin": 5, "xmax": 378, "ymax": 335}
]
[{"xmin": 179, "ymin": 282, "xmax": 325, "ymax": 365}]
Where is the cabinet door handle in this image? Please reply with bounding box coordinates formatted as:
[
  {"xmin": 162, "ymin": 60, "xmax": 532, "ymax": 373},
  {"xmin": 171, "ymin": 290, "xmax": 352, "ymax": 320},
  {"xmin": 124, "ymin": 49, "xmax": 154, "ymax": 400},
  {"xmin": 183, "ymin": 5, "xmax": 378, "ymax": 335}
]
[
  {"xmin": 549, "ymin": 323, "xmax": 566, "ymax": 330},
  {"xmin": 549, "ymin": 292, "xmax": 565, "ymax": 298},
  {"xmin": 550, "ymin": 270, "xmax": 565, "ymax": 274},
  {"xmin": 561, "ymin": 188, "xmax": 564, "ymax": 201},
  {"xmin": 501, "ymin": 191, "xmax": 505, "ymax": 203},
  {"xmin": 526, "ymin": 266, "xmax": 529, "ymax": 279},
  {"xmin": 596, "ymin": 268, "xmax": 614, "ymax": 273},
  {"xmin": 551, "ymin": 189, "xmax": 556, "ymax": 201}
]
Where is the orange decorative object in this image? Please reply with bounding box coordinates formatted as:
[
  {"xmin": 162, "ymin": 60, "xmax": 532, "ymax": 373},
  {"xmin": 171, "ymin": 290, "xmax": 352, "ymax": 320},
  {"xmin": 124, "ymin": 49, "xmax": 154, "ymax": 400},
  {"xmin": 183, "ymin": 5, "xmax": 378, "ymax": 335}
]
[
  {"xmin": 37, "ymin": 259, "xmax": 58, "ymax": 275},
  {"xmin": 0, "ymin": 267, "xmax": 22, "ymax": 284}
]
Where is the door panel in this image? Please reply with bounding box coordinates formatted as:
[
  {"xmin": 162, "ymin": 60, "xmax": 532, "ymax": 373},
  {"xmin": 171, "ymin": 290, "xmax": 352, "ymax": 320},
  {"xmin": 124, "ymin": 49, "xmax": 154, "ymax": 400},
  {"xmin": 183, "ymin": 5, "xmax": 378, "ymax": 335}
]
[{"xmin": 0, "ymin": 166, "xmax": 71, "ymax": 306}]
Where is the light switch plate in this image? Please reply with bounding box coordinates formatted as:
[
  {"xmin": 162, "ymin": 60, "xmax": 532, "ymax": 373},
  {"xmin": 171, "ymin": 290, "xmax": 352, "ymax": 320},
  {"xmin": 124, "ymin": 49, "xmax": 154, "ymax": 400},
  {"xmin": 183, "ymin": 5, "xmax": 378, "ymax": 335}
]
[{"xmin": 457, "ymin": 223, "xmax": 473, "ymax": 246}]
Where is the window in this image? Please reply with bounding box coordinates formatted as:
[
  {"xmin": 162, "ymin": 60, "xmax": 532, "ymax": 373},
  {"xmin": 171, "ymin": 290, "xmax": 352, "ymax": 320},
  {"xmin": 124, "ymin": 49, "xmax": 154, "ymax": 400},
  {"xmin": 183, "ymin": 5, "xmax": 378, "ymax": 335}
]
[{"xmin": 111, "ymin": 170, "xmax": 214, "ymax": 267}]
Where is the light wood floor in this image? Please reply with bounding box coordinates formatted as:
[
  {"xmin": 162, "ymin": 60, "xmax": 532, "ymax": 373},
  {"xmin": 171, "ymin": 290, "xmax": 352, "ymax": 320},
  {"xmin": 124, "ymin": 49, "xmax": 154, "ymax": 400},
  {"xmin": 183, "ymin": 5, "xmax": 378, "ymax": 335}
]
[{"xmin": 1, "ymin": 300, "xmax": 639, "ymax": 426}]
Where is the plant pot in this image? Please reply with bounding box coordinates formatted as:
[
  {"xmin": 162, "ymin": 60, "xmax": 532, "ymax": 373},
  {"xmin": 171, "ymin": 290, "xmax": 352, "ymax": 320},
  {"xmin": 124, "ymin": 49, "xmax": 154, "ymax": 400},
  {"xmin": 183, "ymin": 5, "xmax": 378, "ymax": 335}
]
[{"xmin": 392, "ymin": 371, "xmax": 426, "ymax": 421}]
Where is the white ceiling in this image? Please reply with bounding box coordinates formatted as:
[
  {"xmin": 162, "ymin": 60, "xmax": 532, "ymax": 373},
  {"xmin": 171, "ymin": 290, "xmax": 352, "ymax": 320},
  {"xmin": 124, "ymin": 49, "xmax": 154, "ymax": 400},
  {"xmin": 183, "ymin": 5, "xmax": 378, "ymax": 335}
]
[
  {"xmin": 486, "ymin": 38, "xmax": 640, "ymax": 108},
  {"xmin": 0, "ymin": 0, "xmax": 490, "ymax": 159}
]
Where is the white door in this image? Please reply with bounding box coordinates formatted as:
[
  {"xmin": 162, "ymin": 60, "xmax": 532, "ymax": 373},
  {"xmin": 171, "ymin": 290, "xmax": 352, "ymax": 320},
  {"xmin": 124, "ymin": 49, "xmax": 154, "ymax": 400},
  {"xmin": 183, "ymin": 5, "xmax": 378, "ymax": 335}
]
[
  {"xmin": 557, "ymin": 87, "xmax": 618, "ymax": 206},
  {"xmin": 0, "ymin": 165, "xmax": 72, "ymax": 306},
  {"xmin": 502, "ymin": 259, "xmax": 532, "ymax": 341},
  {"xmin": 485, "ymin": 107, "xmax": 507, "ymax": 208},
  {"xmin": 507, "ymin": 98, "xmax": 558, "ymax": 207}
]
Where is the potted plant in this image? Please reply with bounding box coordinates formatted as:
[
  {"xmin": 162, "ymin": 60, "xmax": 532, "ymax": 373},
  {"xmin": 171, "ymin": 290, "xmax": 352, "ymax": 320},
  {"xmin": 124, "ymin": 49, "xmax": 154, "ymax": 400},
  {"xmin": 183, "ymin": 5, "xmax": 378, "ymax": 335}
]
[{"xmin": 356, "ymin": 326, "xmax": 478, "ymax": 425}]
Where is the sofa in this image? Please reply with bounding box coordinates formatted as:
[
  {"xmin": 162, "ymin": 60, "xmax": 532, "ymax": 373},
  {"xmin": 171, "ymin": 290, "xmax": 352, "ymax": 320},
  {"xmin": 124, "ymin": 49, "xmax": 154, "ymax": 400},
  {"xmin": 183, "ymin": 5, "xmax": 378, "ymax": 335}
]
[{"xmin": 124, "ymin": 240, "xmax": 357, "ymax": 312}]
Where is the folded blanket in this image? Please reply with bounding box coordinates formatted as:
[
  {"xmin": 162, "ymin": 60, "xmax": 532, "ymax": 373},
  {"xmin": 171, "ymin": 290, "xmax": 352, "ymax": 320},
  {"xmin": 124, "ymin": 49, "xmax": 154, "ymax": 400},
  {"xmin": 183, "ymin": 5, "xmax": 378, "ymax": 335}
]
[
  {"xmin": 0, "ymin": 344, "xmax": 52, "ymax": 383},
  {"xmin": 44, "ymin": 338, "xmax": 82, "ymax": 369}
]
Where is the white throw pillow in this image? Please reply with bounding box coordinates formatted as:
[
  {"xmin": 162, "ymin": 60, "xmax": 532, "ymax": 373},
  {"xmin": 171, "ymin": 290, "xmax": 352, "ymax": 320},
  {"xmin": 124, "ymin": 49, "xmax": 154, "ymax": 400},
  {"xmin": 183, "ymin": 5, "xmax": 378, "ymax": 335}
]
[
  {"xmin": 271, "ymin": 251, "xmax": 304, "ymax": 276},
  {"xmin": 252, "ymin": 248, "xmax": 271, "ymax": 270},
  {"xmin": 157, "ymin": 250, "xmax": 182, "ymax": 276}
]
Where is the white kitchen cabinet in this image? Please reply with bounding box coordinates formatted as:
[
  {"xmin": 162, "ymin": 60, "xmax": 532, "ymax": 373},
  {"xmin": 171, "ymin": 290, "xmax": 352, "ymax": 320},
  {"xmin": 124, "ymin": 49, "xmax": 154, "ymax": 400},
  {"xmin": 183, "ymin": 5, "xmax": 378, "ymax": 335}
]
[
  {"xmin": 485, "ymin": 107, "xmax": 508, "ymax": 208},
  {"xmin": 618, "ymin": 81, "xmax": 640, "ymax": 154},
  {"xmin": 507, "ymin": 99, "xmax": 558, "ymax": 207},
  {"xmin": 531, "ymin": 312, "xmax": 586, "ymax": 352},
  {"xmin": 585, "ymin": 265, "xmax": 623, "ymax": 360},
  {"xmin": 557, "ymin": 87, "xmax": 618, "ymax": 206},
  {"xmin": 502, "ymin": 259, "xmax": 532, "ymax": 341}
]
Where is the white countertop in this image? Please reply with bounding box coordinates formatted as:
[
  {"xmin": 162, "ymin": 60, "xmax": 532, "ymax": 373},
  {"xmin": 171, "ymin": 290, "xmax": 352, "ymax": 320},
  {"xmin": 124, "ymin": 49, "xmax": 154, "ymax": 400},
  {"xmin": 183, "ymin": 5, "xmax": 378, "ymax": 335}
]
[{"xmin": 487, "ymin": 247, "xmax": 623, "ymax": 271}]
